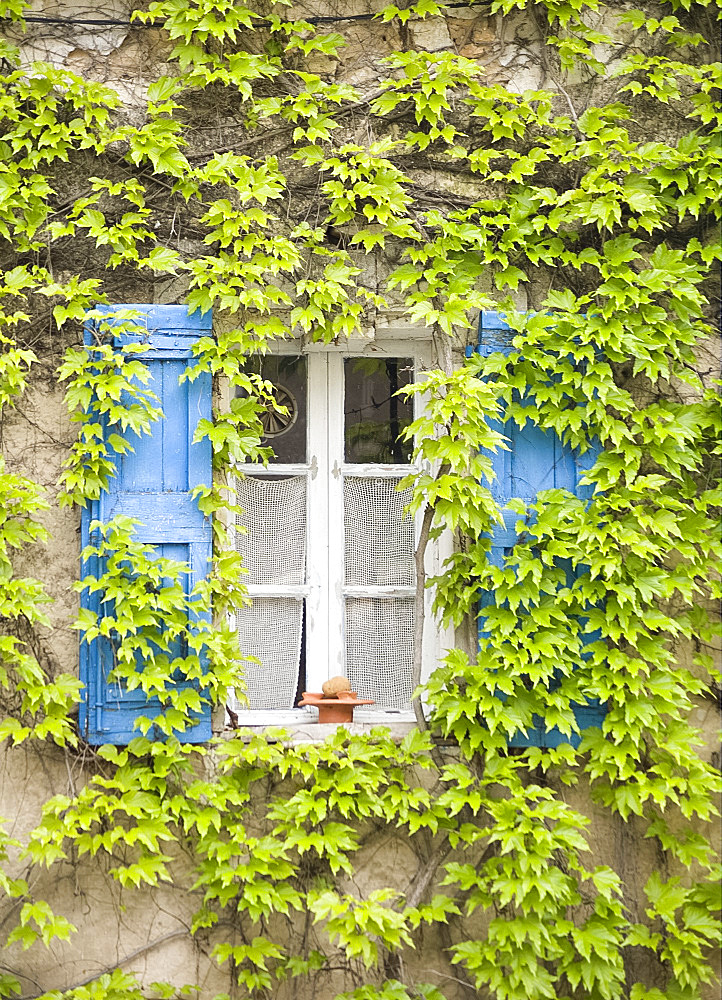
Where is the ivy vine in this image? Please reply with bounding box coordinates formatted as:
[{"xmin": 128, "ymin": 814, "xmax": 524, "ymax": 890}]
[{"xmin": 0, "ymin": 0, "xmax": 720, "ymax": 998}]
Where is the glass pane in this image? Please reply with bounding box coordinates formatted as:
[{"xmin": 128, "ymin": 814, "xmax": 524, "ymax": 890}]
[
  {"xmin": 344, "ymin": 478, "xmax": 414, "ymax": 586},
  {"xmin": 240, "ymin": 355, "xmax": 307, "ymax": 464},
  {"xmin": 345, "ymin": 597, "xmax": 414, "ymax": 710},
  {"xmin": 344, "ymin": 357, "xmax": 414, "ymax": 464}
]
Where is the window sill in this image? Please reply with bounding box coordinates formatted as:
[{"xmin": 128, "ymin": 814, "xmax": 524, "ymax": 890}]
[{"xmin": 218, "ymin": 718, "xmax": 420, "ymax": 744}]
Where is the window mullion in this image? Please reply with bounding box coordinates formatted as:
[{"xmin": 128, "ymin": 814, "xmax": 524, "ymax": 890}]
[
  {"xmin": 305, "ymin": 353, "xmax": 331, "ymax": 692},
  {"xmin": 326, "ymin": 353, "xmax": 346, "ymax": 679}
]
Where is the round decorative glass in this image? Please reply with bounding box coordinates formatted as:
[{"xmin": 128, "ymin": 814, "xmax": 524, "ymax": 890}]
[{"xmin": 261, "ymin": 384, "xmax": 298, "ymax": 437}]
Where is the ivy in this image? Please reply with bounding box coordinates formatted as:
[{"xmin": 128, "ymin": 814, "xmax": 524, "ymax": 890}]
[{"xmin": 0, "ymin": 0, "xmax": 720, "ymax": 996}]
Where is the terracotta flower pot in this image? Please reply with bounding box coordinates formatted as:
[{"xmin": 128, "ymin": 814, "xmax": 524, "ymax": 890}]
[{"xmin": 297, "ymin": 690, "xmax": 374, "ymax": 724}]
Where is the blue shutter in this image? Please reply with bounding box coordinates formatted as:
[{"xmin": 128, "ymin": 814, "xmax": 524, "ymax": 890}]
[
  {"xmin": 78, "ymin": 305, "xmax": 213, "ymax": 744},
  {"xmin": 469, "ymin": 310, "xmax": 605, "ymax": 748}
]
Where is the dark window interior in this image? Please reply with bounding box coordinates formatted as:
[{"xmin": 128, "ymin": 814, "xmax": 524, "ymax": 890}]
[
  {"xmin": 344, "ymin": 357, "xmax": 414, "ymax": 463},
  {"xmin": 241, "ymin": 355, "xmax": 307, "ymax": 464}
]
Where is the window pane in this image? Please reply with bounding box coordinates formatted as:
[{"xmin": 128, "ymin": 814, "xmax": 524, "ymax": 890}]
[
  {"xmin": 344, "ymin": 357, "xmax": 413, "ymax": 464},
  {"xmin": 344, "ymin": 478, "xmax": 414, "ymax": 586},
  {"xmin": 236, "ymin": 476, "xmax": 306, "ymax": 585},
  {"xmin": 345, "ymin": 597, "xmax": 414, "ymax": 710},
  {"xmin": 241, "ymin": 355, "xmax": 307, "ymax": 464}
]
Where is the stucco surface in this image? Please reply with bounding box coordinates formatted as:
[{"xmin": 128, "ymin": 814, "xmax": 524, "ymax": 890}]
[
  {"xmin": 5, "ymin": 378, "xmax": 79, "ymax": 680},
  {"xmin": 4, "ymin": 733, "xmax": 718, "ymax": 998}
]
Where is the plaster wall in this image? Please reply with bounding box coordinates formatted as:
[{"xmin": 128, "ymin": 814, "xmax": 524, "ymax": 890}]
[{"xmin": 0, "ymin": 735, "xmax": 718, "ymax": 996}]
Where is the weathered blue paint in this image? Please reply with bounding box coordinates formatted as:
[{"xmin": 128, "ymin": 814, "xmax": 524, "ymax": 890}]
[
  {"xmin": 79, "ymin": 305, "xmax": 213, "ymax": 744},
  {"xmin": 473, "ymin": 310, "xmax": 605, "ymax": 748}
]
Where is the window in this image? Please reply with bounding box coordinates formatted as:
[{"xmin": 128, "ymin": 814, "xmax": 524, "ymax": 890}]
[
  {"xmin": 78, "ymin": 305, "xmax": 601, "ymax": 745},
  {"xmin": 229, "ymin": 342, "xmax": 438, "ymax": 724},
  {"xmin": 79, "ymin": 306, "xmax": 446, "ymax": 742}
]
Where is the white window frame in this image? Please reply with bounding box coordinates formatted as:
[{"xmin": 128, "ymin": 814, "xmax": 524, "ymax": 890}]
[{"xmin": 231, "ymin": 337, "xmax": 450, "ymax": 726}]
